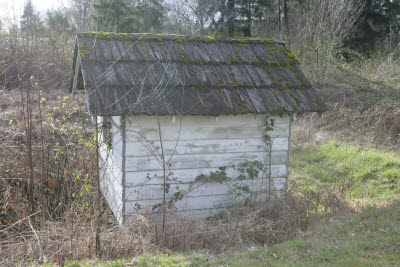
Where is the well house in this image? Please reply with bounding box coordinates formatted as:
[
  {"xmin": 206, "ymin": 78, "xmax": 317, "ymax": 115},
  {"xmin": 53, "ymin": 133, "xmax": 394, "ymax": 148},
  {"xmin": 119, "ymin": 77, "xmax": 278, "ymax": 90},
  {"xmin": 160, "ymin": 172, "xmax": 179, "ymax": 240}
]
[{"xmin": 70, "ymin": 33, "xmax": 326, "ymax": 224}]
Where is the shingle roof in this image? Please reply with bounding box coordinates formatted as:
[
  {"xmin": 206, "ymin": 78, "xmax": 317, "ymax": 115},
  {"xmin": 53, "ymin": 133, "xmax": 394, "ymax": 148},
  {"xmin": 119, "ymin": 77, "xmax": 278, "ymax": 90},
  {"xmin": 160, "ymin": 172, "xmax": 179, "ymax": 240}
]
[{"xmin": 70, "ymin": 32, "xmax": 326, "ymax": 116}]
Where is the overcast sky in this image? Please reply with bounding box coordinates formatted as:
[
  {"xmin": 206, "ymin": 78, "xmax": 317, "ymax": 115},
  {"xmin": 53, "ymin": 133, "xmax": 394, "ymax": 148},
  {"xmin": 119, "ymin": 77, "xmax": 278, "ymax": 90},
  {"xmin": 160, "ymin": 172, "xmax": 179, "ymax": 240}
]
[{"xmin": 0, "ymin": 0, "xmax": 65, "ymax": 26}]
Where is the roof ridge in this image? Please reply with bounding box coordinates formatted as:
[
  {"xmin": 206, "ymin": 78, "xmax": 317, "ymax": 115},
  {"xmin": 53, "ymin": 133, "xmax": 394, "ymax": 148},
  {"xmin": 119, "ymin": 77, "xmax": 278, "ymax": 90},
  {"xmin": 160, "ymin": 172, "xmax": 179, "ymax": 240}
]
[{"xmin": 77, "ymin": 32, "xmax": 286, "ymax": 45}]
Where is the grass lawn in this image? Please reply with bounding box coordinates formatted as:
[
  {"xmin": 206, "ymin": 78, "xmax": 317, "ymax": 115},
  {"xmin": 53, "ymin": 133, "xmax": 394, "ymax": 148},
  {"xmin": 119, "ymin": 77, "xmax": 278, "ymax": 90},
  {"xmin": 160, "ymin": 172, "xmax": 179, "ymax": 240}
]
[
  {"xmin": 290, "ymin": 141, "xmax": 400, "ymax": 203},
  {"xmin": 54, "ymin": 142, "xmax": 400, "ymax": 266},
  {"xmin": 210, "ymin": 202, "xmax": 400, "ymax": 266}
]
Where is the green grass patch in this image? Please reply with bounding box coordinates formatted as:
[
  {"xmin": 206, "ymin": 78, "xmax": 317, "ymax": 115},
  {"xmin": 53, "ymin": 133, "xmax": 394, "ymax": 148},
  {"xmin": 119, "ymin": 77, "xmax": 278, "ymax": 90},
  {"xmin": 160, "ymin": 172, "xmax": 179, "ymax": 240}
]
[
  {"xmin": 212, "ymin": 202, "xmax": 400, "ymax": 266},
  {"xmin": 290, "ymin": 141, "xmax": 400, "ymax": 202},
  {"xmin": 56, "ymin": 253, "xmax": 208, "ymax": 267}
]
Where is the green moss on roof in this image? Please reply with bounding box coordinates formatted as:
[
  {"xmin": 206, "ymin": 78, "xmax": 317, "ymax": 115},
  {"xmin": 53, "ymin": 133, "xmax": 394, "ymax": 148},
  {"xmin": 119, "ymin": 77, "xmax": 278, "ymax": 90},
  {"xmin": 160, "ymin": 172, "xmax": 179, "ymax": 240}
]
[
  {"xmin": 157, "ymin": 38, "xmax": 164, "ymax": 45},
  {"xmin": 203, "ymin": 36, "xmax": 218, "ymax": 43},
  {"xmin": 219, "ymin": 88, "xmax": 229, "ymax": 104},
  {"xmin": 79, "ymin": 32, "xmax": 284, "ymax": 46},
  {"xmin": 230, "ymin": 67, "xmax": 241, "ymax": 85},
  {"xmin": 261, "ymin": 38, "xmax": 273, "ymax": 46},
  {"xmin": 80, "ymin": 47, "xmax": 89, "ymax": 59},
  {"xmin": 287, "ymin": 87, "xmax": 301, "ymax": 104},
  {"xmin": 96, "ymin": 32, "xmax": 112, "ymax": 40},
  {"xmin": 79, "ymin": 39, "xmax": 90, "ymax": 59},
  {"xmin": 73, "ymin": 31, "xmax": 326, "ymax": 115},
  {"xmin": 230, "ymin": 38, "xmax": 277, "ymax": 46},
  {"xmin": 198, "ymin": 85, "xmax": 210, "ymax": 92},
  {"xmin": 175, "ymin": 39, "xmax": 187, "ymax": 43},
  {"xmin": 284, "ymin": 49, "xmax": 299, "ymax": 64}
]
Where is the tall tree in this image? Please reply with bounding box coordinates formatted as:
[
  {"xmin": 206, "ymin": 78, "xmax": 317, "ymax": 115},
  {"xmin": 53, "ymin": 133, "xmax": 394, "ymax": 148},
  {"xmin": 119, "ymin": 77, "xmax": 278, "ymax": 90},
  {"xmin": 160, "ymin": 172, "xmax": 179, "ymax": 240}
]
[
  {"xmin": 20, "ymin": 0, "xmax": 43, "ymax": 51},
  {"xmin": 45, "ymin": 9, "xmax": 75, "ymax": 66},
  {"xmin": 283, "ymin": 0, "xmax": 288, "ymax": 33},
  {"xmin": 165, "ymin": 0, "xmax": 217, "ymax": 35},
  {"xmin": 20, "ymin": 0, "xmax": 42, "ymax": 34},
  {"xmin": 227, "ymin": 0, "xmax": 235, "ymax": 36},
  {"xmin": 381, "ymin": 0, "xmax": 400, "ymax": 35},
  {"xmin": 69, "ymin": 0, "xmax": 94, "ymax": 32},
  {"xmin": 92, "ymin": 0, "xmax": 134, "ymax": 32},
  {"xmin": 344, "ymin": 0, "xmax": 400, "ymax": 53},
  {"xmin": 135, "ymin": 0, "xmax": 165, "ymax": 32},
  {"xmin": 92, "ymin": 0, "xmax": 166, "ymax": 33},
  {"xmin": 235, "ymin": 0, "xmax": 274, "ymax": 37},
  {"xmin": 46, "ymin": 9, "xmax": 75, "ymax": 35}
]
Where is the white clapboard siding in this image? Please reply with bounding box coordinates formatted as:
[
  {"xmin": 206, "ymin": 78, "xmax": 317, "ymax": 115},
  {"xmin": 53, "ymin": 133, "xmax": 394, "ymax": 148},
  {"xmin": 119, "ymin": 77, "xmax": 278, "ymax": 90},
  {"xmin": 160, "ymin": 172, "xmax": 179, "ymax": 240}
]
[
  {"xmin": 124, "ymin": 177, "xmax": 287, "ymax": 201},
  {"xmin": 125, "ymin": 151, "xmax": 288, "ymax": 172},
  {"xmin": 125, "ymin": 138, "xmax": 289, "ymax": 157},
  {"xmin": 126, "ymin": 114, "xmax": 289, "ymax": 127},
  {"xmin": 126, "ymin": 124, "xmax": 289, "ymax": 142},
  {"xmin": 123, "ymin": 208, "xmax": 229, "ymax": 223},
  {"xmin": 97, "ymin": 114, "xmax": 291, "ymax": 223},
  {"xmin": 99, "ymin": 116, "xmax": 125, "ymax": 224},
  {"xmin": 100, "ymin": 163, "xmax": 124, "ymax": 224},
  {"xmin": 97, "ymin": 116, "xmax": 124, "ymax": 167},
  {"xmin": 101, "ymin": 174, "xmax": 123, "ymax": 207},
  {"xmin": 103, "ymin": 161, "xmax": 123, "ymax": 183},
  {"xmin": 124, "ymin": 192, "xmax": 272, "ymax": 215},
  {"xmin": 123, "ymin": 191, "xmax": 287, "ymax": 221},
  {"xmin": 125, "ymin": 164, "xmax": 288, "ymax": 185}
]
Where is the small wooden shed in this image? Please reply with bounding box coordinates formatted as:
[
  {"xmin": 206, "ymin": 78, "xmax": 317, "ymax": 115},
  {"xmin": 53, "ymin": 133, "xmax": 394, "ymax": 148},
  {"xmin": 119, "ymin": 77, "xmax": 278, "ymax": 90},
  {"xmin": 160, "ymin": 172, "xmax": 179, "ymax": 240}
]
[{"xmin": 70, "ymin": 32, "xmax": 326, "ymax": 224}]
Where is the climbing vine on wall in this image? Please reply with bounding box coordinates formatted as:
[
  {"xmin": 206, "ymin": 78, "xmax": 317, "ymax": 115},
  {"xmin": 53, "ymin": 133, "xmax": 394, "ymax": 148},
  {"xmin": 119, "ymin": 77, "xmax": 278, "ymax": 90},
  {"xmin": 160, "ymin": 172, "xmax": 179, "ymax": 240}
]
[{"xmin": 133, "ymin": 115, "xmax": 278, "ymax": 214}]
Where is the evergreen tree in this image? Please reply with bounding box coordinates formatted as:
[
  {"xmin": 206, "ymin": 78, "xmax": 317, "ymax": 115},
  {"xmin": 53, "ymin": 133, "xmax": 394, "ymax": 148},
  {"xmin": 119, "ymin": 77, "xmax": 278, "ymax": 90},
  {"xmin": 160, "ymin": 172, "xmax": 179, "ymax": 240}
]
[
  {"xmin": 92, "ymin": 0, "xmax": 137, "ymax": 32},
  {"xmin": 45, "ymin": 9, "xmax": 76, "ymax": 66},
  {"xmin": 20, "ymin": 0, "xmax": 43, "ymax": 51},
  {"xmin": 20, "ymin": 0, "xmax": 42, "ymax": 34},
  {"xmin": 92, "ymin": 0, "xmax": 166, "ymax": 33},
  {"xmin": 344, "ymin": 0, "xmax": 400, "ymax": 53},
  {"xmin": 213, "ymin": 0, "xmax": 274, "ymax": 37},
  {"xmin": 135, "ymin": 0, "xmax": 165, "ymax": 32},
  {"xmin": 382, "ymin": 0, "xmax": 400, "ymax": 35},
  {"xmin": 46, "ymin": 9, "xmax": 75, "ymax": 35},
  {"xmin": 227, "ymin": 0, "xmax": 235, "ymax": 36}
]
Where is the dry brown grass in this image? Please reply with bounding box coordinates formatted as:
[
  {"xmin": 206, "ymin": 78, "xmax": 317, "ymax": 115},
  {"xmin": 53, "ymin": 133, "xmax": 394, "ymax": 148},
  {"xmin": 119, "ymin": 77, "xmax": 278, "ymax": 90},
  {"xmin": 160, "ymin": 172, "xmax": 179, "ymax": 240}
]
[
  {"xmin": 291, "ymin": 102, "xmax": 400, "ymax": 152},
  {"xmin": 0, "ymin": 214, "xmax": 159, "ymax": 266},
  {"xmin": 0, "ymin": 185, "xmax": 352, "ymax": 266}
]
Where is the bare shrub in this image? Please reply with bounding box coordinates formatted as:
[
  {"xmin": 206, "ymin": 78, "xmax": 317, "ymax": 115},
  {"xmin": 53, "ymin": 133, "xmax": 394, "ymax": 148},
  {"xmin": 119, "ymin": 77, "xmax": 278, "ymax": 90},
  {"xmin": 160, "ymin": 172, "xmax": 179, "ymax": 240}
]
[
  {"xmin": 0, "ymin": 215, "xmax": 159, "ymax": 266},
  {"xmin": 291, "ymin": 113, "xmax": 328, "ymax": 148},
  {"xmin": 291, "ymin": 100, "xmax": 400, "ymax": 150},
  {"xmin": 0, "ymin": 191, "xmax": 314, "ymax": 265},
  {"xmin": 151, "ymin": 186, "xmax": 349, "ymax": 254},
  {"xmin": 290, "ymin": 179, "xmax": 350, "ymax": 213},
  {"xmin": 289, "ymin": 0, "xmax": 363, "ymax": 81},
  {"xmin": 224, "ymin": 192, "xmax": 310, "ymax": 247},
  {"xmin": 149, "ymin": 191, "xmax": 314, "ymax": 253},
  {"xmin": 0, "ymin": 87, "xmax": 98, "ymax": 231}
]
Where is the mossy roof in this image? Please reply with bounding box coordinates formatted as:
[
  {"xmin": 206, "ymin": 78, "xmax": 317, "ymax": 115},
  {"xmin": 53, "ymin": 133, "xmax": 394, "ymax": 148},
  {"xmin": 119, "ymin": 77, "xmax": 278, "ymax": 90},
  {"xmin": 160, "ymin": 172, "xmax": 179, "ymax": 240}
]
[{"xmin": 70, "ymin": 32, "xmax": 326, "ymax": 116}]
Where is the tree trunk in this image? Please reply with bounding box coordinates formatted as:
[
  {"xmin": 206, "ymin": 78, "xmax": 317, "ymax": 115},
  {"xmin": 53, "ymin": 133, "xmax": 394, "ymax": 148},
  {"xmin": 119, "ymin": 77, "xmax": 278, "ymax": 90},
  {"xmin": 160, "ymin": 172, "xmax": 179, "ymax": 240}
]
[
  {"xmin": 278, "ymin": 0, "xmax": 281, "ymax": 33},
  {"xmin": 228, "ymin": 0, "xmax": 235, "ymax": 36},
  {"xmin": 283, "ymin": 0, "xmax": 289, "ymax": 34},
  {"xmin": 243, "ymin": 0, "xmax": 252, "ymax": 37}
]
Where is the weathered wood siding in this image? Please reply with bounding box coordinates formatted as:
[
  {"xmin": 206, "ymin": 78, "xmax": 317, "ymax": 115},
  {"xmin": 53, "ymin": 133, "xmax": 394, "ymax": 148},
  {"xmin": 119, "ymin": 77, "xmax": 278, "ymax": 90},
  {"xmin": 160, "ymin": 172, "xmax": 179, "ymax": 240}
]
[
  {"xmin": 122, "ymin": 114, "xmax": 291, "ymax": 222},
  {"xmin": 99, "ymin": 116, "xmax": 124, "ymax": 224}
]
